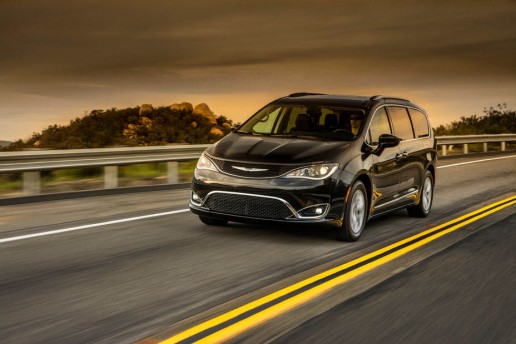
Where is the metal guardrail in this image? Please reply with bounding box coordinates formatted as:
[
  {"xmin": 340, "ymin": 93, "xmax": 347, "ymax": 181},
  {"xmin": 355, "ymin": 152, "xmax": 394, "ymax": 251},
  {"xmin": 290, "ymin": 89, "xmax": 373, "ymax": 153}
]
[
  {"xmin": 436, "ymin": 134, "xmax": 516, "ymax": 155},
  {"xmin": 0, "ymin": 144, "xmax": 210, "ymax": 195},
  {"xmin": 1, "ymin": 134, "xmax": 515, "ymax": 196}
]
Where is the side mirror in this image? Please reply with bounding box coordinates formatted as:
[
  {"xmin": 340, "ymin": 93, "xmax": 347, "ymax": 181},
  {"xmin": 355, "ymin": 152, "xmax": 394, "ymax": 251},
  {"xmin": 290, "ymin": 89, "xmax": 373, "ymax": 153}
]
[
  {"xmin": 371, "ymin": 134, "xmax": 401, "ymax": 155},
  {"xmin": 378, "ymin": 134, "xmax": 401, "ymax": 148}
]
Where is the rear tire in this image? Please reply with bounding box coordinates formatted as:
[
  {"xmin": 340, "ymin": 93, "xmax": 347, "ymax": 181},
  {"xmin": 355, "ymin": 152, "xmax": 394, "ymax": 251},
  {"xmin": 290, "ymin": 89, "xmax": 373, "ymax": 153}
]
[
  {"xmin": 199, "ymin": 215, "xmax": 228, "ymax": 226},
  {"xmin": 407, "ymin": 170, "xmax": 434, "ymax": 218},
  {"xmin": 336, "ymin": 181, "xmax": 368, "ymax": 242}
]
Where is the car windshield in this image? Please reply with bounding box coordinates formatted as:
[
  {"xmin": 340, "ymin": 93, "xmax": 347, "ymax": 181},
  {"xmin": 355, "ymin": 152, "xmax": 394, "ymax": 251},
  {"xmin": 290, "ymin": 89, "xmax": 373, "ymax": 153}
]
[{"xmin": 237, "ymin": 104, "xmax": 366, "ymax": 141}]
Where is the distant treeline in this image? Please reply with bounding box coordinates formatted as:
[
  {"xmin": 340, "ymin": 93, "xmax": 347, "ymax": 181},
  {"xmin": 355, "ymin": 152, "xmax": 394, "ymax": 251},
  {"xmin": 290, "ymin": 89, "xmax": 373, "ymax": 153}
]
[
  {"xmin": 433, "ymin": 104, "xmax": 515, "ymax": 135},
  {"xmin": 3, "ymin": 105, "xmax": 234, "ymax": 151}
]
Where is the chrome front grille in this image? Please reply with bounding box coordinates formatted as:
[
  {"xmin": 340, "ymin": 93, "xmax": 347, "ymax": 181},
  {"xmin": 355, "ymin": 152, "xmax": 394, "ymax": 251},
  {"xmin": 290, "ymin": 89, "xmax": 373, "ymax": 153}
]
[
  {"xmin": 204, "ymin": 192, "xmax": 294, "ymax": 219},
  {"xmin": 209, "ymin": 157, "xmax": 294, "ymax": 178}
]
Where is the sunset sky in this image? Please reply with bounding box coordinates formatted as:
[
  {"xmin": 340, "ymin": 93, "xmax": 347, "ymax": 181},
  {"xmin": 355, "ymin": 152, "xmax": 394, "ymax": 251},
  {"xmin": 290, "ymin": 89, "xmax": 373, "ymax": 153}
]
[{"xmin": 1, "ymin": 0, "xmax": 515, "ymax": 141}]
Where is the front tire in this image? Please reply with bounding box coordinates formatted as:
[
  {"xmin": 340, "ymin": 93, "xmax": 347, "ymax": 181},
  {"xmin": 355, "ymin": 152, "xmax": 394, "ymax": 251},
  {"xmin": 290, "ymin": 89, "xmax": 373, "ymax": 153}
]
[
  {"xmin": 336, "ymin": 181, "xmax": 368, "ymax": 242},
  {"xmin": 407, "ymin": 170, "xmax": 434, "ymax": 217},
  {"xmin": 199, "ymin": 215, "xmax": 228, "ymax": 226}
]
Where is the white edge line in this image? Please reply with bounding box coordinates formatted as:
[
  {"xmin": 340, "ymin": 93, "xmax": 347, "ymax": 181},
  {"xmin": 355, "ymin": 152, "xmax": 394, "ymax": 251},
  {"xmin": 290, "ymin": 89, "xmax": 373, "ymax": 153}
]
[
  {"xmin": 2, "ymin": 154, "xmax": 514, "ymax": 244},
  {"xmin": 437, "ymin": 154, "xmax": 516, "ymax": 169},
  {"xmin": 0, "ymin": 209, "xmax": 190, "ymax": 244}
]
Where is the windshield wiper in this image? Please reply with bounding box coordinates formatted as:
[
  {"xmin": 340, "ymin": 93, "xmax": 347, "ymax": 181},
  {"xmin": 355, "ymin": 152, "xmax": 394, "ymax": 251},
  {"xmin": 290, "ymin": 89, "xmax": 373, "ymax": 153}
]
[
  {"xmin": 235, "ymin": 130, "xmax": 273, "ymax": 136},
  {"xmin": 286, "ymin": 133, "xmax": 352, "ymax": 141}
]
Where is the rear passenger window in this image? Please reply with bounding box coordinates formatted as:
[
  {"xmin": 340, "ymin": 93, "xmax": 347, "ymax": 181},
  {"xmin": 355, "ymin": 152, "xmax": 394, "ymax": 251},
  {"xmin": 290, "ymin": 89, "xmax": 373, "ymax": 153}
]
[
  {"xmin": 409, "ymin": 109, "xmax": 429, "ymax": 138},
  {"xmin": 368, "ymin": 107, "xmax": 391, "ymax": 145},
  {"xmin": 388, "ymin": 107, "xmax": 414, "ymax": 140}
]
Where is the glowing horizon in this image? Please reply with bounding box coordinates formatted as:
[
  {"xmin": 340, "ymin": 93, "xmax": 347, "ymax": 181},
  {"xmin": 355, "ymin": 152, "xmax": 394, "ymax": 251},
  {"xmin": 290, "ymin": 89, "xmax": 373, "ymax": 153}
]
[{"xmin": 1, "ymin": 1, "xmax": 515, "ymax": 141}]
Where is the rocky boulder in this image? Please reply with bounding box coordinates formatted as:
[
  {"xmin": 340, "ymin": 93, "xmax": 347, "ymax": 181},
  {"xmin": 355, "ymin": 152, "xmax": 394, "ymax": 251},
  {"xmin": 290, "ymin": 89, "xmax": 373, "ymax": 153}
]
[
  {"xmin": 170, "ymin": 102, "xmax": 193, "ymax": 112},
  {"xmin": 194, "ymin": 103, "xmax": 217, "ymax": 124},
  {"xmin": 139, "ymin": 104, "xmax": 153, "ymax": 116},
  {"xmin": 209, "ymin": 127, "xmax": 224, "ymax": 137}
]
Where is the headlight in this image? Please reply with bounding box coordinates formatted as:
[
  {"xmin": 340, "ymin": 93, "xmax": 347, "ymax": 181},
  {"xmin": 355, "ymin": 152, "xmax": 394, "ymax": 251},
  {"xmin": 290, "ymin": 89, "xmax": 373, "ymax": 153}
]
[
  {"xmin": 284, "ymin": 163, "xmax": 338, "ymax": 180},
  {"xmin": 196, "ymin": 153, "xmax": 218, "ymax": 172}
]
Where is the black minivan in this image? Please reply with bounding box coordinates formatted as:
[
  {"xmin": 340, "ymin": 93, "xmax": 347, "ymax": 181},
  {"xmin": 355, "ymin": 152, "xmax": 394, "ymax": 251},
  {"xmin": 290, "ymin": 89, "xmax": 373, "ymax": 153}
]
[{"xmin": 190, "ymin": 93, "xmax": 437, "ymax": 241}]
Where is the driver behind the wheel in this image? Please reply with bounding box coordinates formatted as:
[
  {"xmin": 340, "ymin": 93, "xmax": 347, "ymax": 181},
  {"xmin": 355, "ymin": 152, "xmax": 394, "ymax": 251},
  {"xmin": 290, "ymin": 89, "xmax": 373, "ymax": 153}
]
[{"xmin": 349, "ymin": 113, "xmax": 363, "ymax": 136}]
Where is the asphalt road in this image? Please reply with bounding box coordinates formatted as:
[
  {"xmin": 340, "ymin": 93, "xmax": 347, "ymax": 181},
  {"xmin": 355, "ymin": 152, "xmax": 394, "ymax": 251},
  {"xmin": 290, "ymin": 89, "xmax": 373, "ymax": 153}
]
[
  {"xmin": 274, "ymin": 213, "xmax": 516, "ymax": 344},
  {"xmin": 0, "ymin": 154, "xmax": 515, "ymax": 343}
]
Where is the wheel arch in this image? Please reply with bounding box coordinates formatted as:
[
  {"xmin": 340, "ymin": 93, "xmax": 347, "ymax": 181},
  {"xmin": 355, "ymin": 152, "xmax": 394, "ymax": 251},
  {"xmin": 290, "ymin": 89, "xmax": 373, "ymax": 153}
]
[
  {"xmin": 427, "ymin": 163, "xmax": 436, "ymax": 183},
  {"xmin": 354, "ymin": 172, "xmax": 372, "ymax": 218}
]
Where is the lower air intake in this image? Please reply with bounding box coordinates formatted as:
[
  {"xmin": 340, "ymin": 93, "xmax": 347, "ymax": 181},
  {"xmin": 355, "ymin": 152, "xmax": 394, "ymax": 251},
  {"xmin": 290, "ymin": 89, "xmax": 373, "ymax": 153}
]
[{"xmin": 205, "ymin": 193, "xmax": 294, "ymax": 219}]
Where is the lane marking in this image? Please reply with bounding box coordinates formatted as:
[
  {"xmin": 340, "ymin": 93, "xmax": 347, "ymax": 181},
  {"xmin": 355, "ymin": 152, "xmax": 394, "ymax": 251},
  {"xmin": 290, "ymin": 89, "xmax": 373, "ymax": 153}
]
[
  {"xmin": 160, "ymin": 196, "xmax": 516, "ymax": 344},
  {"xmin": 0, "ymin": 209, "xmax": 190, "ymax": 244},
  {"xmin": 1, "ymin": 154, "xmax": 513, "ymax": 244},
  {"xmin": 437, "ymin": 154, "xmax": 516, "ymax": 169}
]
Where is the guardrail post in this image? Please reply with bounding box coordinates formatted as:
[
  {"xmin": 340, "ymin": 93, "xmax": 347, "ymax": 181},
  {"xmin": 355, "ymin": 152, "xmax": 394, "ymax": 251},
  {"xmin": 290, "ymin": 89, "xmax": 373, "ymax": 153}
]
[
  {"xmin": 167, "ymin": 161, "xmax": 179, "ymax": 184},
  {"xmin": 463, "ymin": 144, "xmax": 468, "ymax": 154},
  {"xmin": 501, "ymin": 142, "xmax": 506, "ymax": 151},
  {"xmin": 23, "ymin": 171, "xmax": 41, "ymax": 195},
  {"xmin": 104, "ymin": 166, "xmax": 118, "ymax": 189},
  {"xmin": 483, "ymin": 142, "xmax": 488, "ymax": 152},
  {"xmin": 441, "ymin": 144, "xmax": 447, "ymax": 156}
]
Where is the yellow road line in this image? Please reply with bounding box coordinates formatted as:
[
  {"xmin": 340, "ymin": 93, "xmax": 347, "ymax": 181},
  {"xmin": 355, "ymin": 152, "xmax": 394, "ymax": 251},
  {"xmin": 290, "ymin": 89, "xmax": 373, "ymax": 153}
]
[{"xmin": 161, "ymin": 196, "xmax": 515, "ymax": 344}]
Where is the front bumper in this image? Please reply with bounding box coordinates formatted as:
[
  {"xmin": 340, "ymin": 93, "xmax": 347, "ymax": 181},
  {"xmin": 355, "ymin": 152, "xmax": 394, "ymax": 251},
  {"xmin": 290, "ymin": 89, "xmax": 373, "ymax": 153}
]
[
  {"xmin": 190, "ymin": 168, "xmax": 348, "ymax": 225},
  {"xmin": 190, "ymin": 202, "xmax": 340, "ymax": 228}
]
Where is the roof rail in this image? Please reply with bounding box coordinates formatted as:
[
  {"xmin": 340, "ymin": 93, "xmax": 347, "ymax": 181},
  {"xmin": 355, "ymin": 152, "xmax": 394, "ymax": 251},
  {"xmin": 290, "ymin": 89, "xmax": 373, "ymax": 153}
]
[
  {"xmin": 288, "ymin": 92, "xmax": 326, "ymax": 97},
  {"xmin": 370, "ymin": 95, "xmax": 410, "ymax": 102}
]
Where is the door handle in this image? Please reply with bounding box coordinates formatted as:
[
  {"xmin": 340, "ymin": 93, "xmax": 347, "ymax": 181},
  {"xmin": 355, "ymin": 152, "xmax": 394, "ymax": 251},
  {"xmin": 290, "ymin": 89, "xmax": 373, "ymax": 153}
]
[{"xmin": 395, "ymin": 152, "xmax": 408, "ymax": 162}]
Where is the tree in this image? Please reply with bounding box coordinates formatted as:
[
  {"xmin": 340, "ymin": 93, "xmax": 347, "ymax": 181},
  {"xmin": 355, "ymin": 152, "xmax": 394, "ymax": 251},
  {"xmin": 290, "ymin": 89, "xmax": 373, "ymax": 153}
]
[{"xmin": 433, "ymin": 103, "xmax": 515, "ymax": 135}]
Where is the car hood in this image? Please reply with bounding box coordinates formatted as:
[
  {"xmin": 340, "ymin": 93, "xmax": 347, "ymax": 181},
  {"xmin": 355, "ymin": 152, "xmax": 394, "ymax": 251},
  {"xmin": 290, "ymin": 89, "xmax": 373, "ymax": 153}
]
[{"xmin": 207, "ymin": 133, "xmax": 351, "ymax": 164}]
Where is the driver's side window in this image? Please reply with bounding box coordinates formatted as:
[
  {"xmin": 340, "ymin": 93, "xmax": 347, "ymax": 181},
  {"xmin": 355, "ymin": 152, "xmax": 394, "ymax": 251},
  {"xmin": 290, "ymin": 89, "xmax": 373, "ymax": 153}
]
[
  {"xmin": 368, "ymin": 108, "xmax": 392, "ymax": 145},
  {"xmin": 252, "ymin": 107, "xmax": 281, "ymax": 133}
]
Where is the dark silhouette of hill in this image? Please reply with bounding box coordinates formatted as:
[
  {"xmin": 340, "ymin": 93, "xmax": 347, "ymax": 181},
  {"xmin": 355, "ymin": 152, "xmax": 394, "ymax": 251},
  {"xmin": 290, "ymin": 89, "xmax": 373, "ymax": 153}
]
[{"xmin": 3, "ymin": 103, "xmax": 235, "ymax": 151}]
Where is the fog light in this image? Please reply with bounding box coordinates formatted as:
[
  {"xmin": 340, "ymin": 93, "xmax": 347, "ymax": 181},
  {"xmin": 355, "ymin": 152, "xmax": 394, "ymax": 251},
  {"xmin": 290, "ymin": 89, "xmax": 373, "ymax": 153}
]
[
  {"xmin": 191, "ymin": 192, "xmax": 202, "ymax": 206},
  {"xmin": 298, "ymin": 204, "xmax": 329, "ymax": 218}
]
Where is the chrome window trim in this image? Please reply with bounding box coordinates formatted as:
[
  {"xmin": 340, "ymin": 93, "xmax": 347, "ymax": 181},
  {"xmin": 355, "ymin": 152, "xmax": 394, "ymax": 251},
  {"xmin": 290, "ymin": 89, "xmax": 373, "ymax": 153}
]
[
  {"xmin": 364, "ymin": 104, "xmax": 431, "ymax": 147},
  {"xmin": 364, "ymin": 106, "xmax": 393, "ymax": 147},
  {"xmin": 406, "ymin": 107, "xmax": 431, "ymax": 139}
]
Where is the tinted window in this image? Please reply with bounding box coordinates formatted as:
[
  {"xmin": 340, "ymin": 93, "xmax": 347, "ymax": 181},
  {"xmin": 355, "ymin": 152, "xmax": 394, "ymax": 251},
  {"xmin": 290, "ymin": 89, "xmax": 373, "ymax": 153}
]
[
  {"xmin": 388, "ymin": 106, "xmax": 414, "ymax": 140},
  {"xmin": 368, "ymin": 107, "xmax": 391, "ymax": 145},
  {"xmin": 252, "ymin": 107, "xmax": 281, "ymax": 133},
  {"xmin": 409, "ymin": 109, "xmax": 429, "ymax": 138},
  {"xmin": 238, "ymin": 104, "xmax": 365, "ymax": 141}
]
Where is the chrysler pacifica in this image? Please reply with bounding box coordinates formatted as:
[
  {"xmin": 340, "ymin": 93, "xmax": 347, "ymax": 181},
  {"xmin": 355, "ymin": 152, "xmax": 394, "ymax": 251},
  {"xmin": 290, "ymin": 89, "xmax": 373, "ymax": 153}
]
[{"xmin": 190, "ymin": 93, "xmax": 437, "ymax": 241}]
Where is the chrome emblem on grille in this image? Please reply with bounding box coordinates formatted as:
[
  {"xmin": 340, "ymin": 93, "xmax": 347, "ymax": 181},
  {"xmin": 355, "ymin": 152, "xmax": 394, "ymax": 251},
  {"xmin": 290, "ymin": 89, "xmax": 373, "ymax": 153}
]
[{"xmin": 232, "ymin": 166, "xmax": 269, "ymax": 172}]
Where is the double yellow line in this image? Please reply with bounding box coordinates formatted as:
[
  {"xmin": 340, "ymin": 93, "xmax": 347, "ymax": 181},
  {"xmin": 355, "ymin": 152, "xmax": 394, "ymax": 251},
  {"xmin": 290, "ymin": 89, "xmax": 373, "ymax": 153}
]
[{"xmin": 161, "ymin": 196, "xmax": 516, "ymax": 344}]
